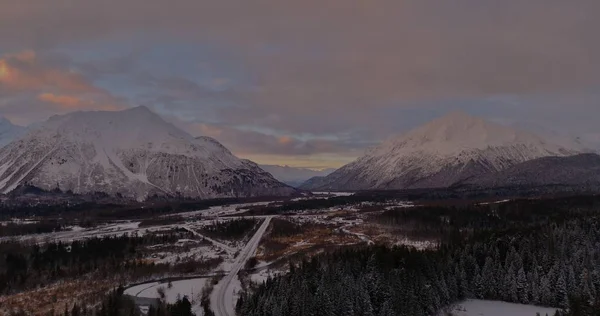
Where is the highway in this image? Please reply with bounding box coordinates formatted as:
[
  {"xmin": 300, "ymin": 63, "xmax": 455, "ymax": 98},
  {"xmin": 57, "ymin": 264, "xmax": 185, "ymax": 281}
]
[{"xmin": 211, "ymin": 216, "xmax": 273, "ymax": 316}]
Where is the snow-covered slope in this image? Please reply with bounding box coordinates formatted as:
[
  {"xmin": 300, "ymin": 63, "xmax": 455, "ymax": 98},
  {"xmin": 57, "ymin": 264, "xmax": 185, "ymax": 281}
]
[
  {"xmin": 302, "ymin": 112, "xmax": 583, "ymax": 191},
  {"xmin": 0, "ymin": 106, "xmax": 295, "ymax": 199},
  {"xmin": 0, "ymin": 116, "xmax": 25, "ymax": 148},
  {"xmin": 259, "ymin": 164, "xmax": 334, "ymax": 187},
  {"xmin": 462, "ymin": 153, "xmax": 600, "ymax": 189}
]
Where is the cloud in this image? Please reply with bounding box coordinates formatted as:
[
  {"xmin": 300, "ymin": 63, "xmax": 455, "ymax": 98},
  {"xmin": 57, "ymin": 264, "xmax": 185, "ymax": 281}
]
[
  {"xmin": 184, "ymin": 122, "xmax": 368, "ymax": 158},
  {"xmin": 37, "ymin": 93, "xmax": 121, "ymax": 111},
  {"xmin": 1, "ymin": 1, "xmax": 598, "ymax": 98},
  {"xmin": 37, "ymin": 93, "xmax": 87, "ymax": 109},
  {"xmin": 278, "ymin": 136, "xmax": 293, "ymax": 145},
  {"xmin": 0, "ymin": 50, "xmax": 126, "ymax": 124},
  {"xmin": 0, "ymin": 51, "xmax": 100, "ymax": 93}
]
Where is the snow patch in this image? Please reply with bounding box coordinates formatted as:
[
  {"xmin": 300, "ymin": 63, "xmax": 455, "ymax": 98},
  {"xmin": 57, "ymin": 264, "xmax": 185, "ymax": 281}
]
[{"xmin": 441, "ymin": 299, "xmax": 559, "ymax": 316}]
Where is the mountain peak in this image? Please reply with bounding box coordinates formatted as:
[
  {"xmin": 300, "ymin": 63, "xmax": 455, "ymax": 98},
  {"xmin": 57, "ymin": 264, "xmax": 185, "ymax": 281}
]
[
  {"xmin": 382, "ymin": 112, "xmax": 548, "ymax": 156},
  {"xmin": 125, "ymin": 105, "xmax": 154, "ymax": 114}
]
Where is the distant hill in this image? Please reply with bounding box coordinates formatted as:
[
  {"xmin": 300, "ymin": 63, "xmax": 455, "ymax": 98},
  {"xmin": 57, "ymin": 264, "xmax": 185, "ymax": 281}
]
[{"xmin": 259, "ymin": 165, "xmax": 334, "ymax": 187}]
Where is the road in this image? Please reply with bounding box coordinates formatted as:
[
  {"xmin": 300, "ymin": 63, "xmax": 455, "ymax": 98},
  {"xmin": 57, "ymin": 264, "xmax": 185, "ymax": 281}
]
[
  {"xmin": 182, "ymin": 225, "xmax": 237, "ymax": 253},
  {"xmin": 211, "ymin": 216, "xmax": 273, "ymax": 316}
]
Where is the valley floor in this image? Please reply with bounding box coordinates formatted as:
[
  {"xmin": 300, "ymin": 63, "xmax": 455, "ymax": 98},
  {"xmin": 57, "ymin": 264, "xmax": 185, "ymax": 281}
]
[{"xmin": 4, "ymin": 192, "xmax": 596, "ymax": 316}]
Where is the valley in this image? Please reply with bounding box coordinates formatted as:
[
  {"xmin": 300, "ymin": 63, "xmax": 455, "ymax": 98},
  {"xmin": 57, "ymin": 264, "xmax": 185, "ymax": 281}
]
[{"xmin": 0, "ymin": 193, "xmax": 426, "ymax": 315}]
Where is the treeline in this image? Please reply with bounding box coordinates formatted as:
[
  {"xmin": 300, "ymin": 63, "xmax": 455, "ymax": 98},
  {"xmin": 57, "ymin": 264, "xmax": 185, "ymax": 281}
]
[
  {"xmin": 201, "ymin": 218, "xmax": 260, "ymax": 241},
  {"xmin": 0, "ymin": 220, "xmax": 66, "ymax": 237},
  {"xmin": 242, "ymin": 194, "xmax": 395, "ymax": 216},
  {"xmin": 0, "ymin": 231, "xmax": 193, "ymax": 295},
  {"xmin": 50, "ymin": 287, "xmax": 196, "ymax": 316},
  {"xmin": 238, "ymin": 204, "xmax": 600, "ymax": 316},
  {"xmin": 373, "ymin": 195, "xmax": 600, "ymax": 241},
  {"xmin": 138, "ymin": 216, "xmax": 185, "ymax": 228},
  {"xmin": 0, "ymin": 191, "xmax": 283, "ymax": 221},
  {"xmin": 268, "ymin": 218, "xmax": 305, "ymax": 238}
]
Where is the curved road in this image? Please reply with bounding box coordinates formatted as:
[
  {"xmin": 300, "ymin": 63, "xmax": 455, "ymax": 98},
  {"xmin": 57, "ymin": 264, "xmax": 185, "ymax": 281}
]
[{"xmin": 211, "ymin": 216, "xmax": 273, "ymax": 316}]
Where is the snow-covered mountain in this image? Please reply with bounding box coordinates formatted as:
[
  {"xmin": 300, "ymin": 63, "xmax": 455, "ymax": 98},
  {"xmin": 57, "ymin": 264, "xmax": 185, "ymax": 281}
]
[
  {"xmin": 0, "ymin": 116, "xmax": 25, "ymax": 148},
  {"xmin": 259, "ymin": 164, "xmax": 335, "ymax": 187},
  {"xmin": 301, "ymin": 112, "xmax": 585, "ymax": 191},
  {"xmin": 0, "ymin": 106, "xmax": 296, "ymax": 200}
]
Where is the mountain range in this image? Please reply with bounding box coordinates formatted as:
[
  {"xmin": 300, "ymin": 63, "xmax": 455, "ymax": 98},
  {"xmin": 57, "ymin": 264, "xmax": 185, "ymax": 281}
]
[
  {"xmin": 301, "ymin": 112, "xmax": 598, "ymax": 191},
  {"xmin": 0, "ymin": 106, "xmax": 295, "ymax": 200},
  {"xmin": 1, "ymin": 108, "xmax": 598, "ymax": 199}
]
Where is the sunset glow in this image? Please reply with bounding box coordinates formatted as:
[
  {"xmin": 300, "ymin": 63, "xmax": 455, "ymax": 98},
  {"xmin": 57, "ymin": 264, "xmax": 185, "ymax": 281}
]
[{"xmin": 0, "ymin": 60, "xmax": 10, "ymax": 80}]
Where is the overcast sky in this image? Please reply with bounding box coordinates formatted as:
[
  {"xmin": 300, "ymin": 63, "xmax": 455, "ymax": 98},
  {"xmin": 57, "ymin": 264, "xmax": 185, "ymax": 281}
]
[{"xmin": 1, "ymin": 0, "xmax": 599, "ymax": 168}]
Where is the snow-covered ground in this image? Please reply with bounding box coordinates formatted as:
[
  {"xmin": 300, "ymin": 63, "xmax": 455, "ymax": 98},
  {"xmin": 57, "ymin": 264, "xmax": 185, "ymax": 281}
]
[
  {"xmin": 174, "ymin": 201, "xmax": 272, "ymax": 218},
  {"xmin": 249, "ymin": 266, "xmax": 281, "ymax": 285},
  {"xmin": 148, "ymin": 243, "xmax": 223, "ymax": 265},
  {"xmin": 125, "ymin": 278, "xmax": 209, "ymax": 304},
  {"xmin": 393, "ymin": 238, "xmax": 437, "ymax": 250},
  {"xmin": 478, "ymin": 199, "xmax": 511, "ymax": 206},
  {"xmin": 442, "ymin": 299, "xmax": 558, "ymax": 316},
  {"xmin": 0, "ymin": 221, "xmax": 182, "ymax": 244}
]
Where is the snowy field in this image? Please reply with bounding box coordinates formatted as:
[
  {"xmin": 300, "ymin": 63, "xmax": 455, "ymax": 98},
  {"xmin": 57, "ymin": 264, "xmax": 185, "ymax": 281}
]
[
  {"xmin": 173, "ymin": 201, "xmax": 273, "ymax": 218},
  {"xmin": 0, "ymin": 220, "xmax": 181, "ymax": 244},
  {"xmin": 124, "ymin": 278, "xmax": 209, "ymax": 304},
  {"xmin": 442, "ymin": 299, "xmax": 558, "ymax": 316}
]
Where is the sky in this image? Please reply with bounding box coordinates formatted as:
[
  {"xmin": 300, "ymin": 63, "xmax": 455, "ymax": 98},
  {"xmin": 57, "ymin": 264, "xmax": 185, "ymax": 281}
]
[{"xmin": 1, "ymin": 0, "xmax": 599, "ymax": 169}]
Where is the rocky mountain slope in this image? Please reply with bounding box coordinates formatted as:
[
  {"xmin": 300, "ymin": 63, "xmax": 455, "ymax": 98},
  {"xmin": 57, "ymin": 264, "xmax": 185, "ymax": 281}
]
[
  {"xmin": 0, "ymin": 106, "xmax": 295, "ymax": 200},
  {"xmin": 301, "ymin": 112, "xmax": 584, "ymax": 191},
  {"xmin": 461, "ymin": 153, "xmax": 600, "ymax": 189}
]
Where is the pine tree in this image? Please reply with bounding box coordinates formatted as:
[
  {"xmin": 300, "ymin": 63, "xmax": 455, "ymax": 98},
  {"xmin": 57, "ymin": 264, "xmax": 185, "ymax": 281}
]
[
  {"xmin": 320, "ymin": 291, "xmax": 335, "ymax": 316},
  {"xmin": 71, "ymin": 303, "xmax": 80, "ymax": 316},
  {"xmin": 517, "ymin": 268, "xmax": 529, "ymax": 304},
  {"xmin": 378, "ymin": 300, "xmax": 394, "ymax": 316},
  {"xmin": 481, "ymin": 256, "xmax": 497, "ymax": 298},
  {"xmin": 580, "ymin": 268, "xmax": 594, "ymax": 304},
  {"xmin": 473, "ymin": 273, "xmax": 484, "ymax": 299},
  {"xmin": 556, "ymin": 272, "xmax": 569, "ymax": 308}
]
